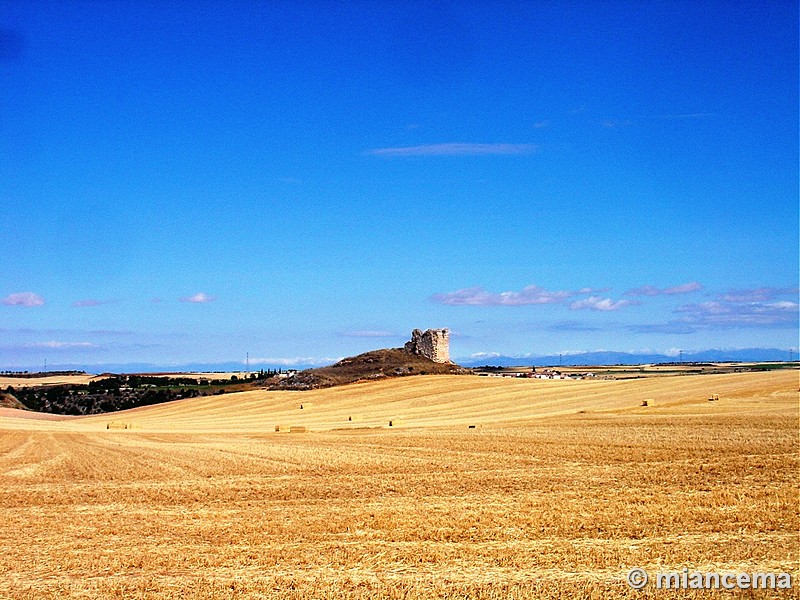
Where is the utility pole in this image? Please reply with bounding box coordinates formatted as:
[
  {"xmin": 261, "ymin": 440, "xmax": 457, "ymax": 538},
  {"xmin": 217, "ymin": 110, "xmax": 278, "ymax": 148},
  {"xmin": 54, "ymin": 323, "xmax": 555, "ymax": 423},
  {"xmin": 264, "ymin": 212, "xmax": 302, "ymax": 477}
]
[{"xmin": 246, "ymin": 352, "xmax": 250, "ymax": 378}]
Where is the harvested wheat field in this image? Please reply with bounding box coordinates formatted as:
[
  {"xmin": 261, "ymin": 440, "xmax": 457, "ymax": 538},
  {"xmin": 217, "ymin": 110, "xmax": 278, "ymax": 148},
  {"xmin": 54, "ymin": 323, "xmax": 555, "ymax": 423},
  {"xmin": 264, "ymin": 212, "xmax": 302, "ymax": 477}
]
[
  {"xmin": 0, "ymin": 370, "xmax": 797, "ymax": 598},
  {"xmin": 0, "ymin": 373, "xmax": 103, "ymax": 389}
]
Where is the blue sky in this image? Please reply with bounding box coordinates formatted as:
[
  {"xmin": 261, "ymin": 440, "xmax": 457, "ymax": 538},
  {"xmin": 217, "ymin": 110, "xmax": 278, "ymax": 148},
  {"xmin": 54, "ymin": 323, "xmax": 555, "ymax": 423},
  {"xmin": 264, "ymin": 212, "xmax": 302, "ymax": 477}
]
[{"xmin": 1, "ymin": 0, "xmax": 798, "ymax": 369}]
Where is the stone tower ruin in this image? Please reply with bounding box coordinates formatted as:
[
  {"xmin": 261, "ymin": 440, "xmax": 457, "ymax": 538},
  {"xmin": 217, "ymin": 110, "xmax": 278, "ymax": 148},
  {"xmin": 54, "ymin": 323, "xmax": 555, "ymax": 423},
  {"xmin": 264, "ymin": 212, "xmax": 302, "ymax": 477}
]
[{"xmin": 404, "ymin": 328, "xmax": 450, "ymax": 363}]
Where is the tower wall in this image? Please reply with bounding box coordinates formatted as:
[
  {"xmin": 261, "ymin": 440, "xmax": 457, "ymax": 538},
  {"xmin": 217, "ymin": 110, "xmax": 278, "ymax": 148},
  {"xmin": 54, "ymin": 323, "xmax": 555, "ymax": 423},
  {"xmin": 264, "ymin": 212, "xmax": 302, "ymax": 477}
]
[{"xmin": 404, "ymin": 328, "xmax": 450, "ymax": 363}]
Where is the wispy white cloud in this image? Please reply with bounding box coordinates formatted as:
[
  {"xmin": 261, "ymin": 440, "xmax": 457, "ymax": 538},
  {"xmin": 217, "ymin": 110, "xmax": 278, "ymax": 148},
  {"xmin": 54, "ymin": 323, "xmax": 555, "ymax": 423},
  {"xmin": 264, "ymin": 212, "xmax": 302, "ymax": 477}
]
[
  {"xmin": 570, "ymin": 296, "xmax": 639, "ymax": 311},
  {"xmin": 654, "ymin": 113, "xmax": 717, "ymax": 120},
  {"xmin": 338, "ymin": 330, "xmax": 399, "ymax": 338},
  {"xmin": 2, "ymin": 292, "xmax": 45, "ymax": 307},
  {"xmin": 717, "ymin": 286, "xmax": 798, "ymax": 303},
  {"xmin": 625, "ymin": 282, "xmax": 703, "ymax": 296},
  {"xmin": 249, "ymin": 356, "xmax": 336, "ymax": 367},
  {"xmin": 632, "ymin": 297, "xmax": 799, "ymax": 334},
  {"xmin": 674, "ymin": 286, "xmax": 798, "ymax": 329},
  {"xmin": 627, "ymin": 284, "xmax": 798, "ymax": 334},
  {"xmin": 29, "ymin": 341, "xmax": 97, "ymax": 349},
  {"xmin": 431, "ymin": 285, "xmax": 621, "ymax": 307},
  {"xmin": 180, "ymin": 292, "xmax": 216, "ymax": 304},
  {"xmin": 469, "ymin": 351, "xmax": 501, "ymax": 360},
  {"xmin": 598, "ymin": 113, "xmax": 716, "ymax": 131},
  {"xmin": 431, "ymin": 285, "xmax": 573, "ymax": 306},
  {"xmin": 72, "ymin": 298, "xmax": 116, "ymax": 307},
  {"xmin": 73, "ymin": 299, "xmax": 102, "ymax": 307},
  {"xmin": 1, "ymin": 327, "xmax": 133, "ymax": 337},
  {"xmin": 367, "ymin": 143, "xmax": 537, "ymax": 157},
  {"xmin": 601, "ymin": 119, "xmax": 632, "ymax": 129},
  {"xmin": 547, "ymin": 320, "xmax": 604, "ymax": 332},
  {"xmin": 629, "ymin": 322, "xmax": 699, "ymax": 334},
  {"xmin": 675, "ymin": 300, "xmax": 798, "ymax": 328},
  {"xmin": 665, "ymin": 282, "xmax": 704, "ymax": 294}
]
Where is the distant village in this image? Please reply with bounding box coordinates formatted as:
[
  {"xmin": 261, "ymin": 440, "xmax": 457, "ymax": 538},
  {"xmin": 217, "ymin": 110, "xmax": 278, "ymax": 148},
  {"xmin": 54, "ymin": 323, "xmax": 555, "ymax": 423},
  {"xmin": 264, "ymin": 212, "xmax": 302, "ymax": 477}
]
[{"xmin": 473, "ymin": 366, "xmax": 601, "ymax": 380}]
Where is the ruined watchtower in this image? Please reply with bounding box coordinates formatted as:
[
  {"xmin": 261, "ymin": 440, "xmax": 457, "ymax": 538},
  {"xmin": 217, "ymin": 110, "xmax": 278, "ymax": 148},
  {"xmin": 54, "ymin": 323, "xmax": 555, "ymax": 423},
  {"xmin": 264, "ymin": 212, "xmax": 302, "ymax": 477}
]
[{"xmin": 404, "ymin": 328, "xmax": 450, "ymax": 363}]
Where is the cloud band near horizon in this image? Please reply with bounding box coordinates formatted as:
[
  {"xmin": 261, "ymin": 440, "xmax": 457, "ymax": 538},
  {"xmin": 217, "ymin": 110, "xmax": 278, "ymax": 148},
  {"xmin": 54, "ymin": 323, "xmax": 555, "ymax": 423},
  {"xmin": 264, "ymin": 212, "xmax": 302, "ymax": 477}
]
[
  {"xmin": 625, "ymin": 282, "xmax": 703, "ymax": 296},
  {"xmin": 430, "ymin": 285, "xmax": 634, "ymax": 311},
  {"xmin": 431, "ymin": 285, "xmax": 572, "ymax": 306},
  {"xmin": 631, "ymin": 287, "xmax": 798, "ymax": 333}
]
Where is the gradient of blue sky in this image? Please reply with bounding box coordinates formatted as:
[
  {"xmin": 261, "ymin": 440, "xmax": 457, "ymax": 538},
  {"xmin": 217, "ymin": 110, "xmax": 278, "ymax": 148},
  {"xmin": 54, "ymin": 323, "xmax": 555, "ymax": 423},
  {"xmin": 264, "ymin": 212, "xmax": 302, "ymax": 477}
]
[{"xmin": 1, "ymin": 0, "xmax": 798, "ymax": 368}]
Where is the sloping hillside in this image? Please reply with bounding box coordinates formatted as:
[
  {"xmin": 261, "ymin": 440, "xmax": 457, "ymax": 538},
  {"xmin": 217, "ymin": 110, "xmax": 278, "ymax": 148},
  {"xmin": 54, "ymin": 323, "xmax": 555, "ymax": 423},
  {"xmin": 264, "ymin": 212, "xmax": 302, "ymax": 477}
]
[
  {"xmin": 0, "ymin": 369, "xmax": 789, "ymax": 433},
  {"xmin": 0, "ymin": 392, "xmax": 27, "ymax": 411},
  {"xmin": 272, "ymin": 348, "xmax": 470, "ymax": 390}
]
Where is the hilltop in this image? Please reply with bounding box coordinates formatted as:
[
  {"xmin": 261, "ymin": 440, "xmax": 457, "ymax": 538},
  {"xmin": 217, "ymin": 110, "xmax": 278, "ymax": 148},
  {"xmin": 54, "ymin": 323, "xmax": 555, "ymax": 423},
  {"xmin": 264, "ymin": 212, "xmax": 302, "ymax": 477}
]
[{"xmin": 271, "ymin": 348, "xmax": 471, "ymax": 390}]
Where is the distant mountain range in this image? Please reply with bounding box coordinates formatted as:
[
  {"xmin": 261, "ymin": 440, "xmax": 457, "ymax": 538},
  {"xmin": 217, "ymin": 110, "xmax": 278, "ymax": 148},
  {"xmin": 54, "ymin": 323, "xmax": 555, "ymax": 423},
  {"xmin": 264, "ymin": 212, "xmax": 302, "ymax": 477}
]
[
  {"xmin": 457, "ymin": 348, "xmax": 797, "ymax": 367},
  {"xmin": 4, "ymin": 348, "xmax": 796, "ymax": 375}
]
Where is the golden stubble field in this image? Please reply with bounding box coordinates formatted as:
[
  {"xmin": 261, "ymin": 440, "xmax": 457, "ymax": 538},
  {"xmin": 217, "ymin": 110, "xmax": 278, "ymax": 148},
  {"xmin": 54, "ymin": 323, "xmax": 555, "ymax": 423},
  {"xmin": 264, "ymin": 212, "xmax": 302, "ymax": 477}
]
[
  {"xmin": 0, "ymin": 374, "xmax": 101, "ymax": 389},
  {"xmin": 0, "ymin": 370, "xmax": 797, "ymax": 599}
]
